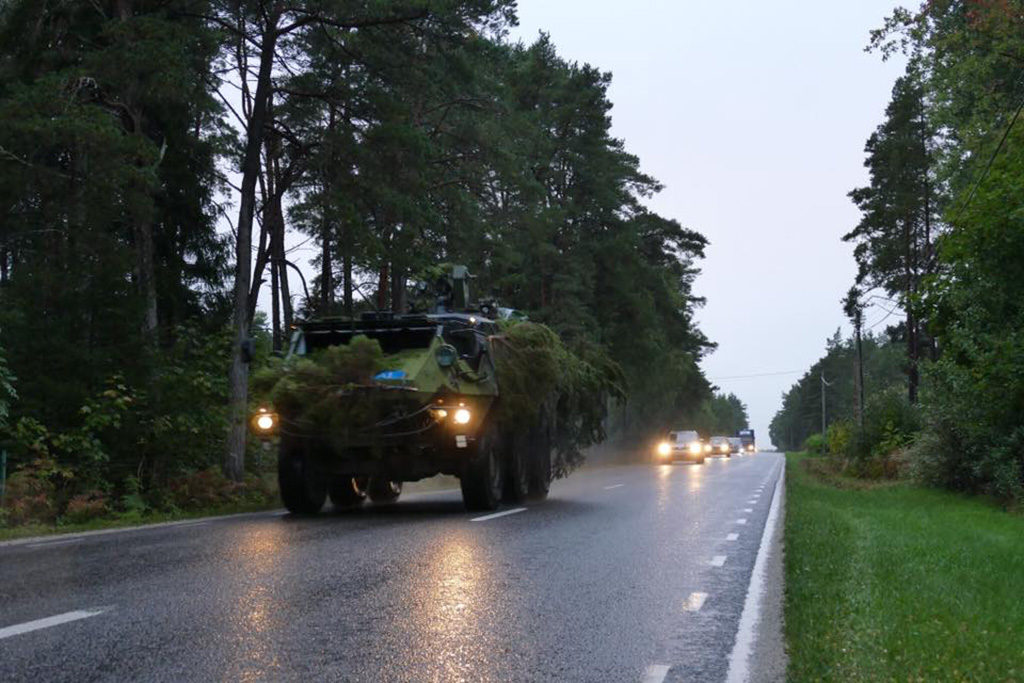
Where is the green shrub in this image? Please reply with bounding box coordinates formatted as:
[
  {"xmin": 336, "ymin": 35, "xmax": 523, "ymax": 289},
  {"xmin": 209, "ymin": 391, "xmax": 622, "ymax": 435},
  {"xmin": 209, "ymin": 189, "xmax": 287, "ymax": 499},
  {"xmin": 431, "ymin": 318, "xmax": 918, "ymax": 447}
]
[
  {"xmin": 802, "ymin": 433, "xmax": 825, "ymax": 454},
  {"xmin": 826, "ymin": 420, "xmax": 853, "ymax": 457}
]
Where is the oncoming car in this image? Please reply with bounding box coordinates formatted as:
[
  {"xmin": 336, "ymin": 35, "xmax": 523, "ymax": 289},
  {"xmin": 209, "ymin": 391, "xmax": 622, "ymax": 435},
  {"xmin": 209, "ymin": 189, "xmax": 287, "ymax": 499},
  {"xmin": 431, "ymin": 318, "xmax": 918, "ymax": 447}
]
[
  {"xmin": 728, "ymin": 437, "xmax": 743, "ymax": 454},
  {"xmin": 654, "ymin": 430, "xmax": 706, "ymax": 464},
  {"xmin": 709, "ymin": 435, "xmax": 732, "ymax": 457}
]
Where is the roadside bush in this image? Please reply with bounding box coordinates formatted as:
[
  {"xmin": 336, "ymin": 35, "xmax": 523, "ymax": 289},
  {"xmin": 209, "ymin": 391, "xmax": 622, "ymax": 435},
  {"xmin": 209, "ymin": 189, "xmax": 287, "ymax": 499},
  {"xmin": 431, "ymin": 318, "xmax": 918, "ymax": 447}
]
[
  {"xmin": 802, "ymin": 433, "xmax": 825, "ymax": 454},
  {"xmin": 826, "ymin": 420, "xmax": 853, "ymax": 457},
  {"xmin": 167, "ymin": 467, "xmax": 276, "ymax": 510},
  {"xmin": 167, "ymin": 467, "xmax": 237, "ymax": 508},
  {"xmin": 63, "ymin": 492, "xmax": 110, "ymax": 524}
]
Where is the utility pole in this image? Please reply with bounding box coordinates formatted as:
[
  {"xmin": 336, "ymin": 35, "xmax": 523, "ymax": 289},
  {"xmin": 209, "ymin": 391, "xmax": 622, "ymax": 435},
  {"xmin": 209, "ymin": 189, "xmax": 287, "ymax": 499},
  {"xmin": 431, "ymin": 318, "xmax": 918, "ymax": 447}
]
[{"xmin": 821, "ymin": 371, "xmax": 832, "ymax": 438}]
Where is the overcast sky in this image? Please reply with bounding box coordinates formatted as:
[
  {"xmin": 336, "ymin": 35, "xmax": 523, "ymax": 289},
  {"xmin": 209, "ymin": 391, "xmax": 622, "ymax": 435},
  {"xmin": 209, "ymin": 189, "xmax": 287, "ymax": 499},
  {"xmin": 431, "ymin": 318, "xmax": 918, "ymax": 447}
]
[{"xmin": 509, "ymin": 0, "xmax": 910, "ymax": 446}]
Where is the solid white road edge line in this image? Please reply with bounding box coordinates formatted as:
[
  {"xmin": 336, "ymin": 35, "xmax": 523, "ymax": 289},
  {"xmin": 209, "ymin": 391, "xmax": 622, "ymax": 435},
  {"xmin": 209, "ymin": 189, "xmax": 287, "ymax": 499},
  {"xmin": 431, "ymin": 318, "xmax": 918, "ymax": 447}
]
[
  {"xmin": 603, "ymin": 484, "xmax": 625, "ymax": 490},
  {"xmin": 641, "ymin": 664, "xmax": 671, "ymax": 683},
  {"xmin": 725, "ymin": 457, "xmax": 785, "ymax": 683},
  {"xmin": 0, "ymin": 607, "xmax": 111, "ymax": 640},
  {"xmin": 710, "ymin": 555, "xmax": 727, "ymax": 567},
  {"xmin": 727, "ymin": 533, "xmax": 739, "ymax": 541},
  {"xmin": 683, "ymin": 592, "xmax": 708, "ymax": 612},
  {"xmin": 470, "ymin": 507, "xmax": 527, "ymax": 522}
]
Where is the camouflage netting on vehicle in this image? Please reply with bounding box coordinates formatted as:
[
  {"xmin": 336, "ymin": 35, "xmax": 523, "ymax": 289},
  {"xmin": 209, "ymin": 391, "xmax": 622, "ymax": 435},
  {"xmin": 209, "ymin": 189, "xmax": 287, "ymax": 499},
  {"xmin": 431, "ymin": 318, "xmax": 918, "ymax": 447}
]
[
  {"xmin": 252, "ymin": 324, "xmax": 625, "ymax": 475},
  {"xmin": 490, "ymin": 321, "xmax": 626, "ymax": 476},
  {"xmin": 251, "ymin": 336, "xmax": 422, "ymax": 450}
]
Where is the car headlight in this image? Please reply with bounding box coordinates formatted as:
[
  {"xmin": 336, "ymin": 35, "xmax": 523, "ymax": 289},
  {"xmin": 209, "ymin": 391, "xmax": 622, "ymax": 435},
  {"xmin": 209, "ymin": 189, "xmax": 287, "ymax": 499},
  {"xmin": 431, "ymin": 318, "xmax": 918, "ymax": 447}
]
[
  {"xmin": 704, "ymin": 444, "xmax": 712, "ymax": 452},
  {"xmin": 657, "ymin": 441, "xmax": 672, "ymax": 457},
  {"xmin": 689, "ymin": 442, "xmax": 701, "ymax": 455},
  {"xmin": 453, "ymin": 408, "xmax": 471, "ymax": 425},
  {"xmin": 720, "ymin": 444, "xmax": 728, "ymax": 452}
]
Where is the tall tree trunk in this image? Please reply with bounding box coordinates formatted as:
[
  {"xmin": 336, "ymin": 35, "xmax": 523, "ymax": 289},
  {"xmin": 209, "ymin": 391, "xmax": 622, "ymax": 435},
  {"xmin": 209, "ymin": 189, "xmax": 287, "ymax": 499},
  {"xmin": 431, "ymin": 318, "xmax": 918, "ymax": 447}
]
[
  {"xmin": 377, "ymin": 262, "xmax": 389, "ymax": 310},
  {"xmin": 342, "ymin": 221, "xmax": 353, "ymax": 317},
  {"xmin": 274, "ymin": 194, "xmax": 293, "ymax": 333},
  {"xmin": 226, "ymin": 11, "xmax": 280, "ymax": 483},
  {"xmin": 271, "ymin": 230, "xmax": 281, "ymax": 353},
  {"xmin": 391, "ymin": 263, "xmax": 406, "ymax": 313},
  {"xmin": 907, "ymin": 311, "xmax": 919, "ymax": 404},
  {"xmin": 320, "ymin": 218, "xmax": 333, "ymax": 314},
  {"xmin": 135, "ymin": 218, "xmax": 159, "ymax": 348}
]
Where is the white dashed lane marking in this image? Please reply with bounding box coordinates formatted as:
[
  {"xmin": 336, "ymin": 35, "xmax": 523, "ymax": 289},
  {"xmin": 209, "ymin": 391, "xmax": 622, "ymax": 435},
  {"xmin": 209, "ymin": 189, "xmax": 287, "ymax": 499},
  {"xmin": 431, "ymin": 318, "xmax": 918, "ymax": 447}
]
[
  {"xmin": 603, "ymin": 484, "xmax": 624, "ymax": 490},
  {"xmin": 710, "ymin": 555, "xmax": 727, "ymax": 567},
  {"xmin": 0, "ymin": 607, "xmax": 111, "ymax": 640},
  {"xmin": 727, "ymin": 533, "xmax": 739, "ymax": 541},
  {"xmin": 642, "ymin": 664, "xmax": 671, "ymax": 683},
  {"xmin": 683, "ymin": 592, "xmax": 708, "ymax": 612},
  {"xmin": 470, "ymin": 507, "xmax": 527, "ymax": 522},
  {"xmin": 736, "ymin": 518, "xmax": 748, "ymax": 525}
]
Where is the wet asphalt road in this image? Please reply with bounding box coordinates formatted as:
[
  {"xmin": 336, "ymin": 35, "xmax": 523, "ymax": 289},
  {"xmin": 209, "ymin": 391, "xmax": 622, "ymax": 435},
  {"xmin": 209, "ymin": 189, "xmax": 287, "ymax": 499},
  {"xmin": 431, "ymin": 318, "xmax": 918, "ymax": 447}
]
[{"xmin": 0, "ymin": 452, "xmax": 783, "ymax": 682}]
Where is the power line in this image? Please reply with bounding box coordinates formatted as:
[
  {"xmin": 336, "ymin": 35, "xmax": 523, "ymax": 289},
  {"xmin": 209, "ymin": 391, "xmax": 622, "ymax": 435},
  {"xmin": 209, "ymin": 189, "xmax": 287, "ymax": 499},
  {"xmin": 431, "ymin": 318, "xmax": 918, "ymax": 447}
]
[
  {"xmin": 709, "ymin": 370, "xmax": 803, "ymax": 381},
  {"xmin": 953, "ymin": 94, "xmax": 1024, "ymax": 224}
]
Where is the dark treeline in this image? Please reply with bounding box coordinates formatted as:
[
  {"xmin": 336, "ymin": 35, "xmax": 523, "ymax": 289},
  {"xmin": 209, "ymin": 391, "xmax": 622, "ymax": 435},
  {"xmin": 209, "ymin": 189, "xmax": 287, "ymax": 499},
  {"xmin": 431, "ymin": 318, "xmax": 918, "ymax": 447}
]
[
  {"xmin": 775, "ymin": 1, "xmax": 1024, "ymax": 500},
  {"xmin": 0, "ymin": 1, "xmax": 717, "ymax": 524}
]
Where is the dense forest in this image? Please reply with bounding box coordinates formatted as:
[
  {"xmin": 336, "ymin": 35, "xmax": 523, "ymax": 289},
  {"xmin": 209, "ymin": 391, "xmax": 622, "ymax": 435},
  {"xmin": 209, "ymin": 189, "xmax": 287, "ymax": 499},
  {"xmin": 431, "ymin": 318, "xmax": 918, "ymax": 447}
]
[
  {"xmin": 0, "ymin": 1, "xmax": 733, "ymax": 526},
  {"xmin": 773, "ymin": 0, "xmax": 1024, "ymax": 500}
]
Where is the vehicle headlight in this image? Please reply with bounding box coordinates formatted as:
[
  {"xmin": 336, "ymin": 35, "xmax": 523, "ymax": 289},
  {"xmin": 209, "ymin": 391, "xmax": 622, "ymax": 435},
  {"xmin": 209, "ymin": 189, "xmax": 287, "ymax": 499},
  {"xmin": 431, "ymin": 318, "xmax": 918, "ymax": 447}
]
[
  {"xmin": 689, "ymin": 442, "xmax": 701, "ymax": 454},
  {"xmin": 252, "ymin": 409, "xmax": 277, "ymax": 433},
  {"xmin": 453, "ymin": 408, "xmax": 471, "ymax": 425},
  {"xmin": 720, "ymin": 444, "xmax": 728, "ymax": 452},
  {"xmin": 657, "ymin": 441, "xmax": 672, "ymax": 457},
  {"xmin": 704, "ymin": 444, "xmax": 712, "ymax": 452}
]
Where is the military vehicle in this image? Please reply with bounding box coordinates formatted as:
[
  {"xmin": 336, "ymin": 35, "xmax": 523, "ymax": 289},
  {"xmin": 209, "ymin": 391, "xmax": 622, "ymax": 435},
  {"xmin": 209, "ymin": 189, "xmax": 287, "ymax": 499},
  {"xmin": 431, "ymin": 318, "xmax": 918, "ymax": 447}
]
[{"xmin": 251, "ymin": 266, "xmax": 555, "ymax": 513}]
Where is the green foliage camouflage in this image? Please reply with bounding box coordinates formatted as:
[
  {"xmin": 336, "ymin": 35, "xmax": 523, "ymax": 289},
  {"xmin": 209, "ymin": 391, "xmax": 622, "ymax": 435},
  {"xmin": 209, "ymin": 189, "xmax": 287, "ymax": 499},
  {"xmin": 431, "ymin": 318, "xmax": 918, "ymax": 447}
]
[{"xmin": 252, "ymin": 322, "xmax": 626, "ymax": 475}]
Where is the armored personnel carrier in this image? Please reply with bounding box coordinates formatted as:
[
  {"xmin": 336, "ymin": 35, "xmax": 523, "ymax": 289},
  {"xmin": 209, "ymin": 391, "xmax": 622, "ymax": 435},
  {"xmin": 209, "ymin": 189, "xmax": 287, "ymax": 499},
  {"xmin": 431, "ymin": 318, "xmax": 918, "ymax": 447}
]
[{"xmin": 252, "ymin": 267, "xmax": 554, "ymax": 513}]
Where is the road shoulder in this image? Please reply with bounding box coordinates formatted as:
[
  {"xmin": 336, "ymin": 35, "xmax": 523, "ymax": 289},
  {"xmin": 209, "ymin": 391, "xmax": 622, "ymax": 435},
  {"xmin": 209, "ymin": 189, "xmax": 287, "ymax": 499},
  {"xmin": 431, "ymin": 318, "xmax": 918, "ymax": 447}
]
[{"xmin": 749, "ymin": 460, "xmax": 787, "ymax": 682}]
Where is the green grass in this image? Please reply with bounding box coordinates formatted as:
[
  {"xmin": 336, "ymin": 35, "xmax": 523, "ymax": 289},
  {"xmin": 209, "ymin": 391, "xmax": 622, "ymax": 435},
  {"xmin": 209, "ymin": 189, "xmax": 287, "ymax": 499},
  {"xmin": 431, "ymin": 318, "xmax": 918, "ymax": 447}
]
[
  {"xmin": 785, "ymin": 453, "xmax": 1024, "ymax": 682},
  {"xmin": 0, "ymin": 500, "xmax": 280, "ymax": 542}
]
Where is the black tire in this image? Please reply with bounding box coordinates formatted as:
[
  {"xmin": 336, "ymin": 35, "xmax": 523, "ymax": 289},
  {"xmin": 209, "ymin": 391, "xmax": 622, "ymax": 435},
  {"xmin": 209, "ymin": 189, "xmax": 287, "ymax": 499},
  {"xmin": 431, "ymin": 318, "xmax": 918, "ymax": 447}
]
[
  {"xmin": 503, "ymin": 430, "xmax": 530, "ymax": 503},
  {"xmin": 329, "ymin": 476, "xmax": 367, "ymax": 509},
  {"xmin": 278, "ymin": 439, "xmax": 327, "ymax": 515},
  {"xmin": 461, "ymin": 425, "xmax": 504, "ymax": 511},
  {"xmin": 527, "ymin": 415, "xmax": 552, "ymax": 501},
  {"xmin": 368, "ymin": 478, "xmax": 402, "ymax": 503}
]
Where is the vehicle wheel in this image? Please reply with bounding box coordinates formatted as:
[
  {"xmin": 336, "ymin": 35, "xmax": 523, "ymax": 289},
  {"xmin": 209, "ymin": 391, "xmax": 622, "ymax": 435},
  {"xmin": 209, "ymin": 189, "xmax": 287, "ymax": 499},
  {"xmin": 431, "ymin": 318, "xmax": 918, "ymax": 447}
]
[
  {"xmin": 368, "ymin": 478, "xmax": 402, "ymax": 503},
  {"xmin": 503, "ymin": 429, "xmax": 530, "ymax": 504},
  {"xmin": 697, "ymin": 457, "xmax": 706, "ymax": 465},
  {"xmin": 278, "ymin": 439, "xmax": 326, "ymax": 515},
  {"xmin": 329, "ymin": 476, "xmax": 367, "ymax": 509},
  {"xmin": 460, "ymin": 424, "xmax": 504, "ymax": 511},
  {"xmin": 527, "ymin": 414, "xmax": 552, "ymax": 501}
]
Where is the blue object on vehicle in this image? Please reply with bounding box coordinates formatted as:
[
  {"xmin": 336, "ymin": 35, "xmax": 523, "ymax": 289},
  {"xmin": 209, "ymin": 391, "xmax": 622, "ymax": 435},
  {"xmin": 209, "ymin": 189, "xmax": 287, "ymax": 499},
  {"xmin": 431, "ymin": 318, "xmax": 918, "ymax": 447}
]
[{"xmin": 374, "ymin": 370, "xmax": 407, "ymax": 380}]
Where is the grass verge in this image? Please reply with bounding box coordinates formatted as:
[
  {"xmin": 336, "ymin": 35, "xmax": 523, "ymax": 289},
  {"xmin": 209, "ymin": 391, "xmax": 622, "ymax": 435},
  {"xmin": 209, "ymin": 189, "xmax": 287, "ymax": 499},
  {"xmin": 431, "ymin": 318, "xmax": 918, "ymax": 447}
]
[
  {"xmin": 0, "ymin": 500, "xmax": 279, "ymax": 542},
  {"xmin": 785, "ymin": 452, "xmax": 1024, "ymax": 681}
]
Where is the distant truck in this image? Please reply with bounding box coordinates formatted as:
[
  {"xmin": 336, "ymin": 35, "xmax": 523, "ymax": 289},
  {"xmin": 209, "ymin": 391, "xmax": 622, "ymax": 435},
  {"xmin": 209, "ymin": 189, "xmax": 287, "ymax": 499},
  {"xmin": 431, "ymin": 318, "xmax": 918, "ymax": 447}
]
[{"xmin": 737, "ymin": 428, "xmax": 756, "ymax": 453}]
